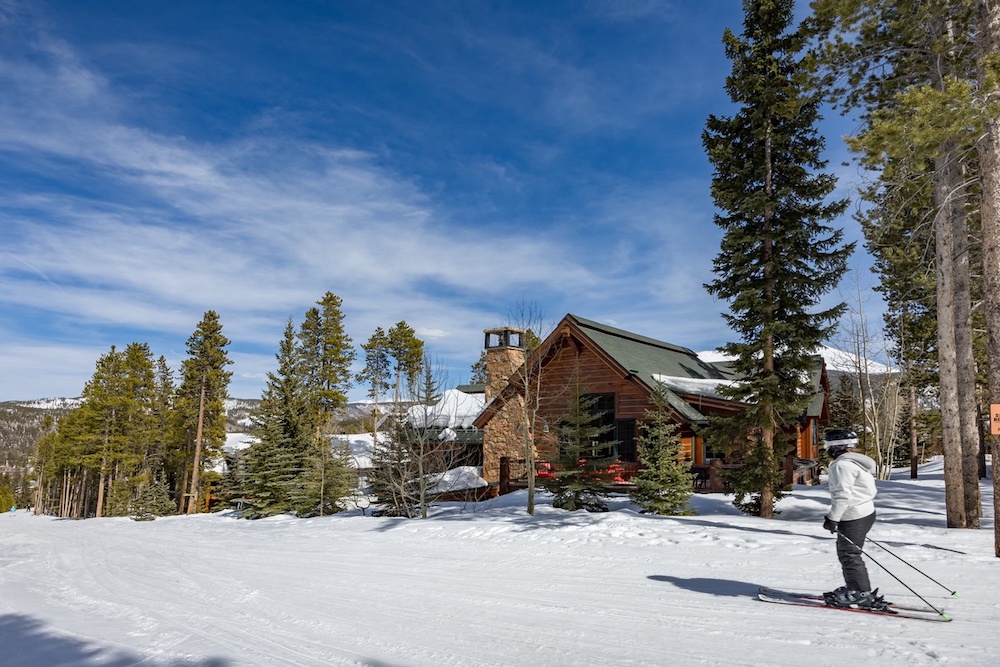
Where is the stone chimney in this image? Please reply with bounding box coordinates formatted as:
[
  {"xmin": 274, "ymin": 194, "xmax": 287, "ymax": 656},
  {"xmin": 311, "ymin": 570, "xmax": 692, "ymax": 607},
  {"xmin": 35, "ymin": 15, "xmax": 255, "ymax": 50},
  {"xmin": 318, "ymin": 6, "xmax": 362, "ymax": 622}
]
[
  {"xmin": 483, "ymin": 327, "xmax": 526, "ymax": 401},
  {"xmin": 481, "ymin": 326, "xmax": 527, "ymax": 484}
]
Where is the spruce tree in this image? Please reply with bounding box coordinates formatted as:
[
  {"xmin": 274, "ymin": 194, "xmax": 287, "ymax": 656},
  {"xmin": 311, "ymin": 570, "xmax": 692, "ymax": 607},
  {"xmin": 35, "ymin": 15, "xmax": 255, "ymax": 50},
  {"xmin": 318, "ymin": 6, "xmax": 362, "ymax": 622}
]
[
  {"xmin": 630, "ymin": 385, "xmax": 694, "ymax": 516},
  {"xmin": 296, "ymin": 292, "xmax": 356, "ymax": 515},
  {"xmin": 702, "ymin": 0, "xmax": 852, "ymax": 517},
  {"xmin": 243, "ymin": 319, "xmax": 313, "ymax": 517},
  {"xmin": 544, "ymin": 387, "xmax": 617, "ymax": 513},
  {"xmin": 298, "ymin": 292, "xmax": 356, "ymax": 425}
]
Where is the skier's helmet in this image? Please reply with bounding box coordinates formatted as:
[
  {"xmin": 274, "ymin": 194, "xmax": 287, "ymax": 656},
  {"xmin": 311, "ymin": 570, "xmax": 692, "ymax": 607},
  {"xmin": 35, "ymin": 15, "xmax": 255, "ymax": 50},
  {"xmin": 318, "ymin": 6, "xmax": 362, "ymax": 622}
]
[{"xmin": 824, "ymin": 429, "xmax": 859, "ymax": 451}]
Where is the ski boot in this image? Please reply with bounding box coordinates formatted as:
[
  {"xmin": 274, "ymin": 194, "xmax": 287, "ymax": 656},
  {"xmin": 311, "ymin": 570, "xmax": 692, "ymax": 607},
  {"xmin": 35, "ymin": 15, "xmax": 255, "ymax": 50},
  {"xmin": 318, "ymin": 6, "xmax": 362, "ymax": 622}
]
[{"xmin": 824, "ymin": 587, "xmax": 890, "ymax": 611}]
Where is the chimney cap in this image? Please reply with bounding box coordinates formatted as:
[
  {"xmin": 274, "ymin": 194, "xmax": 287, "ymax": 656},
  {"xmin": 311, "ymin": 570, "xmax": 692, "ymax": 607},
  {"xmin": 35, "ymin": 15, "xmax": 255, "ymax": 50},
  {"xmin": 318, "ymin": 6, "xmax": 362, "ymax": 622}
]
[{"xmin": 484, "ymin": 327, "xmax": 526, "ymax": 349}]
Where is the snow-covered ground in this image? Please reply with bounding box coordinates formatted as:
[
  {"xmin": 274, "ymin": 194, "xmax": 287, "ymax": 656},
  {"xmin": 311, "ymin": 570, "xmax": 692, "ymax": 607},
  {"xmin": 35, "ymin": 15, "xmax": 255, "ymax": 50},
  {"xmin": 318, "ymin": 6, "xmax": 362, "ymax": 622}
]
[{"xmin": 1, "ymin": 458, "xmax": 997, "ymax": 667}]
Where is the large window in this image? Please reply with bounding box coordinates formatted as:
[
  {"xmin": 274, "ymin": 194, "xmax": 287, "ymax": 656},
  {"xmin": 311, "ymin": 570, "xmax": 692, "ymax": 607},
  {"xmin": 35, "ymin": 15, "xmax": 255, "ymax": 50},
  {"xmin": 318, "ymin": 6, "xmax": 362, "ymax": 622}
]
[
  {"xmin": 615, "ymin": 419, "xmax": 637, "ymax": 463},
  {"xmin": 580, "ymin": 393, "xmax": 637, "ymax": 462}
]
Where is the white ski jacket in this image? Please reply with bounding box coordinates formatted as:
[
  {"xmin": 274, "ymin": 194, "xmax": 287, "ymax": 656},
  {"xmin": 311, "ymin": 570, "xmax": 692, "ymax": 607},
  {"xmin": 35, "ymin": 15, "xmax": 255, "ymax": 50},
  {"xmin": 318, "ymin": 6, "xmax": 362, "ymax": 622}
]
[{"xmin": 827, "ymin": 452, "xmax": 877, "ymax": 522}]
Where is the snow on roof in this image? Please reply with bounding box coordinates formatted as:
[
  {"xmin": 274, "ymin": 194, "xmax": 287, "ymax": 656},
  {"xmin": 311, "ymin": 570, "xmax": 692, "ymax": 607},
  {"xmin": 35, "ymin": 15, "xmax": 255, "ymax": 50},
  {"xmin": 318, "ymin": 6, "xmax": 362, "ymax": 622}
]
[
  {"xmin": 406, "ymin": 388, "xmax": 486, "ymax": 429},
  {"xmin": 427, "ymin": 466, "xmax": 488, "ymax": 493},
  {"xmin": 651, "ymin": 374, "xmax": 735, "ymax": 399}
]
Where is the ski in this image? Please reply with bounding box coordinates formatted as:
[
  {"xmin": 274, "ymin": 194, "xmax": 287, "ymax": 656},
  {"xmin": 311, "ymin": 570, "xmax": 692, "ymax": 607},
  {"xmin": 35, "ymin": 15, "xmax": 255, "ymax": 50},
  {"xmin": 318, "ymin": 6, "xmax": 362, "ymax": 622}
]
[
  {"xmin": 758, "ymin": 587, "xmax": 952, "ymax": 622},
  {"xmin": 758, "ymin": 587, "xmax": 943, "ymax": 614}
]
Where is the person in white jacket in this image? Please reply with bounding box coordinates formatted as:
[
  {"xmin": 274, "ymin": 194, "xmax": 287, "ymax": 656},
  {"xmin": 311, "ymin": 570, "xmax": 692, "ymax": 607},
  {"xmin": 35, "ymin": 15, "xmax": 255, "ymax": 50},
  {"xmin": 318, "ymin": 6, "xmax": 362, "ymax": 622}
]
[{"xmin": 820, "ymin": 430, "xmax": 885, "ymax": 610}]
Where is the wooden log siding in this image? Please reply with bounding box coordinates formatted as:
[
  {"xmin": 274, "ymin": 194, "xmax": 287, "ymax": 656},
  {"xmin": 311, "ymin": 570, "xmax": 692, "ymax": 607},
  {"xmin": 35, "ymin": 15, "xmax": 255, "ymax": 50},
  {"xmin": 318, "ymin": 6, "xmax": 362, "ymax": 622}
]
[{"xmin": 527, "ymin": 343, "xmax": 713, "ymax": 464}]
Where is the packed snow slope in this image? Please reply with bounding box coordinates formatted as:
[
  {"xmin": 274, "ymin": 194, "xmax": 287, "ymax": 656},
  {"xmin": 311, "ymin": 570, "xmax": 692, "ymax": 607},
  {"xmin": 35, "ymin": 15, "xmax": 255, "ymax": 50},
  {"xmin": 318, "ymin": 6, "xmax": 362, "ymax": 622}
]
[{"xmin": 1, "ymin": 458, "xmax": 997, "ymax": 667}]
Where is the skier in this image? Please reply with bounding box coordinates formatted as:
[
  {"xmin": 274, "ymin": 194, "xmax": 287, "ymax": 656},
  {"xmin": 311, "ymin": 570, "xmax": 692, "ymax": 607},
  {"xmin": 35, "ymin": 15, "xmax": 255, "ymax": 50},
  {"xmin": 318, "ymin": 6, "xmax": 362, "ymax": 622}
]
[{"xmin": 821, "ymin": 429, "xmax": 886, "ymax": 610}]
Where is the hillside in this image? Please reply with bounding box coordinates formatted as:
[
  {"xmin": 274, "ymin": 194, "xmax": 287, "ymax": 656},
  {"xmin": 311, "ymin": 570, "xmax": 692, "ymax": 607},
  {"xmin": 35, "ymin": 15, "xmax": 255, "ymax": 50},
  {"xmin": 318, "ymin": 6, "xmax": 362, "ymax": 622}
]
[
  {"xmin": 0, "ymin": 398, "xmax": 263, "ymax": 467},
  {"xmin": 0, "ymin": 400, "xmax": 77, "ymax": 466},
  {"xmin": 0, "ymin": 397, "xmax": 392, "ymax": 466}
]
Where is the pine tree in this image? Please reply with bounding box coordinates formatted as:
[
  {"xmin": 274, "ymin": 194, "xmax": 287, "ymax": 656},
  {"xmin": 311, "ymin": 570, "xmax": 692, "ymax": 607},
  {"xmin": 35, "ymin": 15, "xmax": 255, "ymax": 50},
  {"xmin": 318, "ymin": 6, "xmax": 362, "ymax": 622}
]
[
  {"xmin": 30, "ymin": 342, "xmax": 167, "ymax": 518},
  {"xmin": 544, "ymin": 387, "xmax": 617, "ymax": 513},
  {"xmin": 386, "ymin": 321, "xmax": 424, "ymax": 407},
  {"xmin": 702, "ymin": 0, "xmax": 852, "ymax": 517},
  {"xmin": 78, "ymin": 345, "xmax": 128, "ymax": 517},
  {"xmin": 177, "ymin": 311, "xmax": 233, "ymax": 514},
  {"xmin": 630, "ymin": 385, "xmax": 694, "ymax": 515},
  {"xmin": 299, "ymin": 292, "xmax": 356, "ymax": 425},
  {"xmin": 356, "ymin": 327, "xmax": 392, "ymax": 440},
  {"xmin": 290, "ymin": 438, "xmax": 357, "ymax": 517},
  {"xmin": 0, "ymin": 483, "xmax": 14, "ymax": 513}
]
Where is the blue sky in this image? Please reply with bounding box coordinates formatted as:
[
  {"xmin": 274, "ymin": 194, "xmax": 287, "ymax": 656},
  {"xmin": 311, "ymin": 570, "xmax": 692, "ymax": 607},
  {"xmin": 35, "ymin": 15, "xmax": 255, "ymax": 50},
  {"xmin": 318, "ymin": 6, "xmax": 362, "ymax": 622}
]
[{"xmin": 0, "ymin": 0, "xmax": 874, "ymax": 401}]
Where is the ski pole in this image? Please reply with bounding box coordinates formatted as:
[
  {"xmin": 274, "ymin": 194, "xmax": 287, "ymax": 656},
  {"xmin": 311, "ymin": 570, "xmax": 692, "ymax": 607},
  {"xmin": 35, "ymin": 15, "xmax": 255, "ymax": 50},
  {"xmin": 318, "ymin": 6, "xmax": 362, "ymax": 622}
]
[
  {"xmin": 865, "ymin": 537, "xmax": 959, "ymax": 598},
  {"xmin": 837, "ymin": 531, "xmax": 950, "ymax": 620}
]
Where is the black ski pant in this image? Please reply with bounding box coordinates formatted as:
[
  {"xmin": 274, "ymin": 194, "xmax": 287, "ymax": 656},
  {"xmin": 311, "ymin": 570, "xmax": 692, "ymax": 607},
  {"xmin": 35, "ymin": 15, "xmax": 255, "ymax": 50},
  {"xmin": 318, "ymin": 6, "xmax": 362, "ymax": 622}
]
[{"xmin": 837, "ymin": 511, "xmax": 876, "ymax": 591}]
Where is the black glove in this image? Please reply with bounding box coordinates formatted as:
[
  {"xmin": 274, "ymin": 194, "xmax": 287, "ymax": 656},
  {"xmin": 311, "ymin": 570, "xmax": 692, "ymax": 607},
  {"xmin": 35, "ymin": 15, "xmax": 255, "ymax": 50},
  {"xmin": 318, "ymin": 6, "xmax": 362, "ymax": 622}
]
[{"xmin": 823, "ymin": 516, "xmax": 839, "ymax": 534}]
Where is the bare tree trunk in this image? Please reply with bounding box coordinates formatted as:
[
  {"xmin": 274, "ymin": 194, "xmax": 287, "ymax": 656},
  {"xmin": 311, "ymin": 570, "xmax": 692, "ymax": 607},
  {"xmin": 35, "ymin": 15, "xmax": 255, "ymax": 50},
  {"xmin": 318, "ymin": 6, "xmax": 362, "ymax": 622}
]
[
  {"xmin": 951, "ymin": 181, "xmax": 981, "ymax": 527},
  {"xmin": 935, "ymin": 148, "xmax": 968, "ymax": 528},
  {"xmin": 186, "ymin": 378, "xmax": 208, "ymax": 514},
  {"xmin": 976, "ymin": 0, "xmax": 1000, "ymax": 556},
  {"xmin": 909, "ymin": 381, "xmax": 919, "ymax": 480},
  {"xmin": 60, "ymin": 469, "xmax": 69, "ymax": 517}
]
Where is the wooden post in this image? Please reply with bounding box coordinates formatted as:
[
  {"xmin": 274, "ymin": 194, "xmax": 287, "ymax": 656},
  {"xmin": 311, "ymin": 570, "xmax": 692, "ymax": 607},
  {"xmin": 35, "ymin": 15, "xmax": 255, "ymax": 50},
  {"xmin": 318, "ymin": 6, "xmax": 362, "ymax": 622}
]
[{"xmin": 499, "ymin": 456, "xmax": 510, "ymax": 496}]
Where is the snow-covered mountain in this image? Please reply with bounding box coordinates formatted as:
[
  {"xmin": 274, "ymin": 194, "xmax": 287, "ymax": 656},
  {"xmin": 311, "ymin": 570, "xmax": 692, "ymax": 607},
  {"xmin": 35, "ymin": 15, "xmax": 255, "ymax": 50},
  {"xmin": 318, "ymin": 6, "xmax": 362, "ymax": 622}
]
[{"xmin": 12, "ymin": 397, "xmax": 83, "ymax": 411}]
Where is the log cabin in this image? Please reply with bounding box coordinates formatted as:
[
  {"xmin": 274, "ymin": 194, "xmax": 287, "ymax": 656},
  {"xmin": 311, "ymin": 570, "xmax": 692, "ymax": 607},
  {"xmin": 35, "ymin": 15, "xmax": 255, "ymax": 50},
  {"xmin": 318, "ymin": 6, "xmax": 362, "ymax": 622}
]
[{"xmin": 472, "ymin": 314, "xmax": 828, "ymax": 491}]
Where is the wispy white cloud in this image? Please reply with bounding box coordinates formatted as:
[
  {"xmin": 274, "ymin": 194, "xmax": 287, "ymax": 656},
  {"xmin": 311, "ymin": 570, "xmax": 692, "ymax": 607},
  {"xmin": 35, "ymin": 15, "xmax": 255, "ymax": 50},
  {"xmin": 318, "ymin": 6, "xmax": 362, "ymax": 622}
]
[{"xmin": 0, "ymin": 2, "xmax": 800, "ymax": 402}]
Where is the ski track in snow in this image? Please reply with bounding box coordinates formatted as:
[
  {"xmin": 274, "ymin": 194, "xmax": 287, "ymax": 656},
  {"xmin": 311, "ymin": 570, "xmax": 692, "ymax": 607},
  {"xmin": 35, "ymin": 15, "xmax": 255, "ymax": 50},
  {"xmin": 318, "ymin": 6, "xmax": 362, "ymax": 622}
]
[{"xmin": 1, "ymin": 458, "xmax": 997, "ymax": 666}]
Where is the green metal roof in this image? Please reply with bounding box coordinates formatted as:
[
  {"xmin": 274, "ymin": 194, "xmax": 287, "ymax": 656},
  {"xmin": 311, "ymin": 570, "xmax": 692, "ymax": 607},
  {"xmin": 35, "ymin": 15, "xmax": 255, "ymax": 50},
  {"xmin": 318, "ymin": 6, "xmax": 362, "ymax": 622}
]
[
  {"xmin": 569, "ymin": 315, "xmax": 728, "ymax": 383},
  {"xmin": 568, "ymin": 315, "xmax": 732, "ymax": 424}
]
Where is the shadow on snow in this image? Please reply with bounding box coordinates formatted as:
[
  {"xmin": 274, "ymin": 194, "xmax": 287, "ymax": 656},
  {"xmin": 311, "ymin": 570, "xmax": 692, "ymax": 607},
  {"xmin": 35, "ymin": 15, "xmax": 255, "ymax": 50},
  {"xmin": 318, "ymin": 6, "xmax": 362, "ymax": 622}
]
[{"xmin": 0, "ymin": 613, "xmax": 231, "ymax": 667}]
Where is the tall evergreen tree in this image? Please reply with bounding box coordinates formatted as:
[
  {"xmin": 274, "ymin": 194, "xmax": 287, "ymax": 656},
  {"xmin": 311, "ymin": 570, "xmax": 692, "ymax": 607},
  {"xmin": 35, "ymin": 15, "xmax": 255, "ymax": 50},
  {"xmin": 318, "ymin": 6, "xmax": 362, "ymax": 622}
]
[
  {"xmin": 243, "ymin": 319, "xmax": 313, "ymax": 516},
  {"xmin": 78, "ymin": 345, "xmax": 128, "ymax": 518},
  {"xmin": 386, "ymin": 321, "xmax": 424, "ymax": 407},
  {"xmin": 298, "ymin": 292, "xmax": 355, "ymax": 426},
  {"xmin": 356, "ymin": 327, "xmax": 392, "ymax": 439},
  {"xmin": 630, "ymin": 384, "xmax": 694, "ymax": 516},
  {"xmin": 702, "ymin": 0, "xmax": 852, "ymax": 517},
  {"xmin": 177, "ymin": 311, "xmax": 232, "ymax": 514},
  {"xmin": 296, "ymin": 292, "xmax": 356, "ymax": 516}
]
